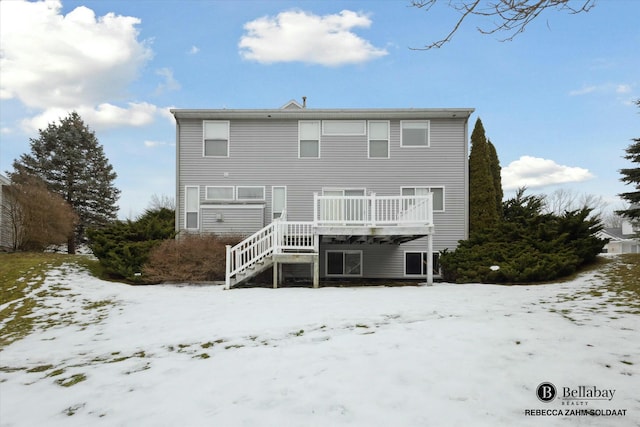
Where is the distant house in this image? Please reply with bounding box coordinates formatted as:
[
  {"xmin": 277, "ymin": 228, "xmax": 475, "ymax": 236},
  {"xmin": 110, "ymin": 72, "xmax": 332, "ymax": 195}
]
[
  {"xmin": 0, "ymin": 174, "xmax": 14, "ymax": 250},
  {"xmin": 599, "ymin": 215, "xmax": 639, "ymax": 254},
  {"xmin": 172, "ymin": 100, "xmax": 474, "ymax": 288}
]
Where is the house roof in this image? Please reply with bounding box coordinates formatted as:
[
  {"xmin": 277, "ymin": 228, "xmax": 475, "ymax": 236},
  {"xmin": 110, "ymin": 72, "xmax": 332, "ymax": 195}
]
[
  {"xmin": 171, "ymin": 107, "xmax": 475, "ymax": 121},
  {"xmin": 600, "ymin": 227, "xmax": 637, "ymax": 240},
  {"xmin": 0, "ymin": 174, "xmax": 10, "ymax": 186}
]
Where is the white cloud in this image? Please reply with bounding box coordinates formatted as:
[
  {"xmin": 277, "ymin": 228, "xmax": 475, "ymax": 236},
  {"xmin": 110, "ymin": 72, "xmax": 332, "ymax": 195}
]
[
  {"xmin": 144, "ymin": 140, "xmax": 174, "ymax": 148},
  {"xmin": 239, "ymin": 9, "xmax": 388, "ymax": 66},
  {"xmin": 21, "ymin": 102, "xmax": 170, "ymax": 132},
  {"xmin": 569, "ymin": 82, "xmax": 634, "ymax": 97},
  {"xmin": 0, "ymin": 0, "xmax": 166, "ymax": 130},
  {"xmin": 155, "ymin": 68, "xmax": 181, "ymax": 94},
  {"xmin": 188, "ymin": 46, "xmax": 200, "ymax": 55},
  {"xmin": 616, "ymin": 84, "xmax": 631, "ymax": 94},
  {"xmin": 568, "ymin": 86, "xmax": 597, "ymax": 96},
  {"xmin": 501, "ymin": 156, "xmax": 594, "ymax": 190}
]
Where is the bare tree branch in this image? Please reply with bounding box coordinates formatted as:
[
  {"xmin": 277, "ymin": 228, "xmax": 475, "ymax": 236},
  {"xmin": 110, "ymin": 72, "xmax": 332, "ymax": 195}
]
[{"xmin": 410, "ymin": 0, "xmax": 595, "ymax": 50}]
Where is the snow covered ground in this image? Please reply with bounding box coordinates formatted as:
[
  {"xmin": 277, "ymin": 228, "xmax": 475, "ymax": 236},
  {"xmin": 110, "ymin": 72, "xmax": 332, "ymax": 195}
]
[{"xmin": 1, "ymin": 260, "xmax": 638, "ymax": 426}]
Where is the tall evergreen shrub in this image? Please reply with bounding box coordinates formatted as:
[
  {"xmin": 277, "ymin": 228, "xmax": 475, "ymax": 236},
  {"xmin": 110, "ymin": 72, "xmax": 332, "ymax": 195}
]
[{"xmin": 88, "ymin": 208, "xmax": 175, "ymax": 283}]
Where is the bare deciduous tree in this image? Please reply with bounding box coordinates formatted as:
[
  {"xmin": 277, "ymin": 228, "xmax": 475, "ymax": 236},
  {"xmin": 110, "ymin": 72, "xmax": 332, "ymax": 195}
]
[
  {"xmin": 410, "ymin": 0, "xmax": 595, "ymax": 50},
  {"xmin": 542, "ymin": 188, "xmax": 608, "ymax": 220},
  {"xmin": 3, "ymin": 173, "xmax": 77, "ymax": 251},
  {"xmin": 148, "ymin": 194, "xmax": 175, "ymax": 211}
]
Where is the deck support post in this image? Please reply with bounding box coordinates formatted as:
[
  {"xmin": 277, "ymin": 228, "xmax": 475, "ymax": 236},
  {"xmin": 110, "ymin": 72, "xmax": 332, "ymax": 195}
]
[
  {"xmin": 313, "ymin": 234, "xmax": 320, "ymax": 288},
  {"xmin": 427, "ymin": 233, "xmax": 433, "ymax": 285},
  {"xmin": 273, "ymin": 260, "xmax": 278, "ymax": 289},
  {"xmin": 225, "ymin": 245, "xmax": 231, "ymax": 290}
]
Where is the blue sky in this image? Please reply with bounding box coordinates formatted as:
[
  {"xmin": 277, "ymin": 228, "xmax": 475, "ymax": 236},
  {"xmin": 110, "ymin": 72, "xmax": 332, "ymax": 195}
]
[{"xmin": 1, "ymin": 0, "xmax": 638, "ymax": 219}]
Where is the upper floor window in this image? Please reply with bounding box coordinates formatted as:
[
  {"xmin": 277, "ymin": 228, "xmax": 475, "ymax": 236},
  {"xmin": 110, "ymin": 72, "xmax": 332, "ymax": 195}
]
[
  {"xmin": 203, "ymin": 121, "xmax": 229, "ymax": 157},
  {"xmin": 368, "ymin": 121, "xmax": 389, "ymax": 158},
  {"xmin": 322, "ymin": 120, "xmax": 366, "ymax": 136},
  {"xmin": 299, "ymin": 121, "xmax": 320, "ymax": 158},
  {"xmin": 237, "ymin": 186, "xmax": 265, "ymax": 201},
  {"xmin": 402, "ymin": 186, "xmax": 445, "ymax": 212},
  {"xmin": 401, "ymin": 121, "xmax": 430, "ymax": 147}
]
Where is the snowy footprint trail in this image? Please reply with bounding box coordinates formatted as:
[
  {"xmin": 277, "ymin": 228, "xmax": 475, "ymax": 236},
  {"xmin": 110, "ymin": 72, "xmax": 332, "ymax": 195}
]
[{"xmin": 1, "ymin": 261, "xmax": 638, "ymax": 426}]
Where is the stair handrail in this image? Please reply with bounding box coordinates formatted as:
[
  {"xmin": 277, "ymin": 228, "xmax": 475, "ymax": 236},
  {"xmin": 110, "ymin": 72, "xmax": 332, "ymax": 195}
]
[{"xmin": 225, "ymin": 222, "xmax": 277, "ymax": 289}]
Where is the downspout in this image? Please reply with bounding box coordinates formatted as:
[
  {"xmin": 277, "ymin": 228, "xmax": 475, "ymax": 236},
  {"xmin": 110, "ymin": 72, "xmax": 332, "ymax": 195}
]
[
  {"xmin": 174, "ymin": 115, "xmax": 180, "ymax": 238},
  {"xmin": 463, "ymin": 115, "xmax": 470, "ymax": 240}
]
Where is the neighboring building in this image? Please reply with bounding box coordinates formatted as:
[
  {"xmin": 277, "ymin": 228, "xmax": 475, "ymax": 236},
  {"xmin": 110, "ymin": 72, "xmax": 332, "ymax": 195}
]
[
  {"xmin": 172, "ymin": 101, "xmax": 474, "ymax": 288},
  {"xmin": 599, "ymin": 216, "xmax": 640, "ymax": 254},
  {"xmin": 0, "ymin": 174, "xmax": 14, "ymax": 250}
]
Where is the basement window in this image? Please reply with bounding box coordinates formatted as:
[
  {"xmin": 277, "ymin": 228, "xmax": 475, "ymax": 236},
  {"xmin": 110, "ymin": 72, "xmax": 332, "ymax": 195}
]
[
  {"xmin": 405, "ymin": 252, "xmax": 440, "ymax": 276},
  {"xmin": 326, "ymin": 250, "xmax": 362, "ymax": 277}
]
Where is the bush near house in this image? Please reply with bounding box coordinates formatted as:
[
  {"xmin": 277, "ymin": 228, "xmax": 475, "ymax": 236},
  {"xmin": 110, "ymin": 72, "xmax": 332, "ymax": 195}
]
[
  {"xmin": 441, "ymin": 190, "xmax": 607, "ymax": 283},
  {"xmin": 87, "ymin": 208, "xmax": 175, "ymax": 283},
  {"xmin": 143, "ymin": 234, "xmax": 242, "ymax": 283}
]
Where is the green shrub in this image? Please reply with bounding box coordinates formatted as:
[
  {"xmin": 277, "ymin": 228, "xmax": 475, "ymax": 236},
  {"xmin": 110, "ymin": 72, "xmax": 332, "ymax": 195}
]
[
  {"xmin": 87, "ymin": 208, "xmax": 175, "ymax": 283},
  {"xmin": 440, "ymin": 191, "xmax": 607, "ymax": 283},
  {"xmin": 142, "ymin": 234, "xmax": 242, "ymax": 283}
]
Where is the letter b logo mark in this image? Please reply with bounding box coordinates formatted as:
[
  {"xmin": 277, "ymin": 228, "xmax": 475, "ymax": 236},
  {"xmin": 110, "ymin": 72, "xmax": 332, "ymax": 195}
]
[{"xmin": 536, "ymin": 382, "xmax": 557, "ymax": 402}]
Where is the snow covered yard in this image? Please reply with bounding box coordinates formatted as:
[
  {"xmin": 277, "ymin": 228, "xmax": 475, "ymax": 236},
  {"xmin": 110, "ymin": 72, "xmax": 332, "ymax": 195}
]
[{"xmin": 1, "ymin": 258, "xmax": 638, "ymax": 426}]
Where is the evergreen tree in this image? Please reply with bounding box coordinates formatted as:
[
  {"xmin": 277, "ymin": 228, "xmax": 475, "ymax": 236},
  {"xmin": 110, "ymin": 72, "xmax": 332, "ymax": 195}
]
[
  {"xmin": 487, "ymin": 139, "xmax": 504, "ymax": 219},
  {"xmin": 88, "ymin": 208, "xmax": 175, "ymax": 282},
  {"xmin": 11, "ymin": 112, "xmax": 120, "ymax": 253},
  {"xmin": 469, "ymin": 118, "xmax": 499, "ymax": 234},
  {"xmin": 617, "ymin": 100, "xmax": 640, "ymax": 220}
]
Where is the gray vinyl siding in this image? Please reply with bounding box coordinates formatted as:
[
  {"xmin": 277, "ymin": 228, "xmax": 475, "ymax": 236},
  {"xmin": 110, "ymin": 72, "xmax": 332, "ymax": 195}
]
[
  {"xmin": 0, "ymin": 186, "xmax": 12, "ymax": 250},
  {"xmin": 201, "ymin": 205, "xmax": 264, "ymax": 236},
  {"xmin": 176, "ymin": 112, "xmax": 469, "ymax": 279}
]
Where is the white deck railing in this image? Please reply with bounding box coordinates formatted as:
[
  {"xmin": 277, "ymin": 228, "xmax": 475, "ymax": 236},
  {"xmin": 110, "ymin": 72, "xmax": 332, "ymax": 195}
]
[
  {"xmin": 226, "ymin": 194, "xmax": 433, "ymax": 288},
  {"xmin": 313, "ymin": 193, "xmax": 433, "ymax": 226},
  {"xmin": 225, "ymin": 213, "xmax": 314, "ymax": 289}
]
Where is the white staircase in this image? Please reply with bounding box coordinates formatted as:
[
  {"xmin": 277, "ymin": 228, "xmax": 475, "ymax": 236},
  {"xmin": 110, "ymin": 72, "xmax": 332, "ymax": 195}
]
[{"xmin": 225, "ymin": 215, "xmax": 316, "ymax": 289}]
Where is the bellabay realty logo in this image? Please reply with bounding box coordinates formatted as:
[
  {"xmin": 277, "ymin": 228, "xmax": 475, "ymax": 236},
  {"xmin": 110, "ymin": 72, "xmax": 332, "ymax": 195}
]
[
  {"xmin": 524, "ymin": 382, "xmax": 628, "ymax": 417},
  {"xmin": 537, "ymin": 382, "xmax": 616, "ymax": 404}
]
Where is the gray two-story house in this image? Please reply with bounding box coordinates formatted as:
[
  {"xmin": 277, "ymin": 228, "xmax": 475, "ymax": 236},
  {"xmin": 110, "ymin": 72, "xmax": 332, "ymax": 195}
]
[{"xmin": 172, "ymin": 100, "xmax": 474, "ymax": 288}]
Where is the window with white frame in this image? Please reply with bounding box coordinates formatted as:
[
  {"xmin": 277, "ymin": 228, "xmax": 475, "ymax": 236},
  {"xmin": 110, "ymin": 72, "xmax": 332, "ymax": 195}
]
[
  {"xmin": 368, "ymin": 121, "xmax": 389, "ymax": 158},
  {"xmin": 405, "ymin": 252, "xmax": 440, "ymax": 276},
  {"xmin": 326, "ymin": 250, "xmax": 362, "ymax": 276},
  {"xmin": 299, "ymin": 121, "xmax": 320, "ymax": 158},
  {"xmin": 185, "ymin": 186, "xmax": 199, "ymax": 229},
  {"xmin": 236, "ymin": 186, "xmax": 265, "ymax": 201},
  {"xmin": 402, "ymin": 187, "xmax": 444, "ymax": 212},
  {"xmin": 322, "ymin": 120, "xmax": 366, "ymax": 136},
  {"xmin": 203, "ymin": 121, "xmax": 229, "ymax": 157},
  {"xmin": 401, "ymin": 121, "xmax": 430, "ymax": 147},
  {"xmin": 272, "ymin": 186, "xmax": 286, "ymax": 219},
  {"xmin": 205, "ymin": 186, "xmax": 234, "ymax": 201}
]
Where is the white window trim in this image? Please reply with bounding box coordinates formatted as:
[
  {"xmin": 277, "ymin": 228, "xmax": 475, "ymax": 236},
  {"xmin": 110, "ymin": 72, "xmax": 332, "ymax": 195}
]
[
  {"xmin": 272, "ymin": 186, "xmax": 287, "ymax": 220},
  {"xmin": 185, "ymin": 185, "xmax": 200, "ymax": 230},
  {"xmin": 202, "ymin": 120, "xmax": 230, "ymax": 158},
  {"xmin": 236, "ymin": 186, "xmax": 266, "ymax": 201},
  {"xmin": 400, "ymin": 120, "xmax": 430, "ymax": 148},
  {"xmin": 298, "ymin": 120, "xmax": 321, "ymax": 159},
  {"xmin": 325, "ymin": 250, "xmax": 363, "ymax": 277},
  {"xmin": 401, "ymin": 186, "xmax": 445, "ymax": 212},
  {"xmin": 322, "ymin": 120, "xmax": 366, "ymax": 136},
  {"xmin": 321, "ymin": 188, "xmax": 367, "ymax": 195},
  {"xmin": 404, "ymin": 251, "xmax": 440, "ymax": 277},
  {"xmin": 205, "ymin": 186, "xmax": 234, "ymax": 201},
  {"xmin": 367, "ymin": 120, "xmax": 390, "ymax": 159}
]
